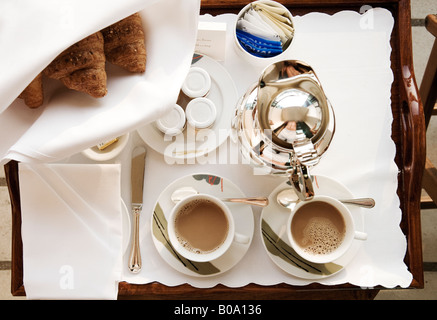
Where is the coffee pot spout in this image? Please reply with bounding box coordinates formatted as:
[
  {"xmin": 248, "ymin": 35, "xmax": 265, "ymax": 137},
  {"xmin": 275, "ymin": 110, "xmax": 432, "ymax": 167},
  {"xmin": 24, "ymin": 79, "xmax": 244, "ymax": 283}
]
[{"xmin": 289, "ymin": 163, "xmax": 314, "ymax": 201}]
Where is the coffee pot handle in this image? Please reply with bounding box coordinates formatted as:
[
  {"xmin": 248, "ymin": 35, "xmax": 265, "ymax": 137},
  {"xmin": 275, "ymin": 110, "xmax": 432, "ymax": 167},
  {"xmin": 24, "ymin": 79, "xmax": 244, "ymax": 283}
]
[{"xmin": 289, "ymin": 163, "xmax": 314, "ymax": 201}]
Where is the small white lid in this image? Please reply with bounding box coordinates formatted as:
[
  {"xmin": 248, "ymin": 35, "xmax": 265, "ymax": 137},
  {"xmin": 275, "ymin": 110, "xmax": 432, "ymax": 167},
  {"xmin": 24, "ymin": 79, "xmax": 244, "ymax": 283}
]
[
  {"xmin": 155, "ymin": 104, "xmax": 186, "ymax": 136},
  {"xmin": 186, "ymin": 98, "xmax": 217, "ymax": 129},
  {"xmin": 182, "ymin": 67, "xmax": 211, "ymax": 98}
]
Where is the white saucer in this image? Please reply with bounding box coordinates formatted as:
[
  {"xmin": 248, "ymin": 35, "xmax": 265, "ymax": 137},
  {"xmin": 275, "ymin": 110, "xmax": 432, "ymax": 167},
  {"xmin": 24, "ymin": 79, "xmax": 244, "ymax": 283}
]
[
  {"xmin": 260, "ymin": 175, "xmax": 365, "ymax": 279},
  {"xmin": 151, "ymin": 173, "xmax": 254, "ymax": 277},
  {"xmin": 137, "ymin": 54, "xmax": 238, "ymax": 160}
]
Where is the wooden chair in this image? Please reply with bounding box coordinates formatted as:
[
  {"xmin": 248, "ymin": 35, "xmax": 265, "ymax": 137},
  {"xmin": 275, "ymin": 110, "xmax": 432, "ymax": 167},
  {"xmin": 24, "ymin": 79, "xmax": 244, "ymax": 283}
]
[{"xmin": 421, "ymin": 14, "xmax": 437, "ymax": 209}]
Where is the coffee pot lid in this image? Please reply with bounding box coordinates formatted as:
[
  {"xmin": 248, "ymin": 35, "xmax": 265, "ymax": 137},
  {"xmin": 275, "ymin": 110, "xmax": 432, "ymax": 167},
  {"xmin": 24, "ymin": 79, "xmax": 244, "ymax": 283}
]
[
  {"xmin": 233, "ymin": 60, "xmax": 335, "ymax": 200},
  {"xmin": 257, "ymin": 61, "xmax": 333, "ymax": 161}
]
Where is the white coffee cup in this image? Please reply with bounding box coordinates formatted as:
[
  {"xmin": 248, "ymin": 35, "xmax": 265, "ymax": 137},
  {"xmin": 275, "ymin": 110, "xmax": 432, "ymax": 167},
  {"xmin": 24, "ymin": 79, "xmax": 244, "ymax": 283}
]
[
  {"xmin": 167, "ymin": 194, "xmax": 250, "ymax": 262},
  {"xmin": 287, "ymin": 195, "xmax": 367, "ymax": 264}
]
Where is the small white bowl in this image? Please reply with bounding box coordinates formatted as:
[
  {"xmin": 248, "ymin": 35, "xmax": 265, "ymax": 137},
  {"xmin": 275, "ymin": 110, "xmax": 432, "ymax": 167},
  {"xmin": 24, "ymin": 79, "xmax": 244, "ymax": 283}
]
[
  {"xmin": 82, "ymin": 132, "xmax": 129, "ymax": 162},
  {"xmin": 155, "ymin": 104, "xmax": 186, "ymax": 136},
  {"xmin": 185, "ymin": 97, "xmax": 217, "ymax": 129},
  {"xmin": 181, "ymin": 67, "xmax": 211, "ymax": 98}
]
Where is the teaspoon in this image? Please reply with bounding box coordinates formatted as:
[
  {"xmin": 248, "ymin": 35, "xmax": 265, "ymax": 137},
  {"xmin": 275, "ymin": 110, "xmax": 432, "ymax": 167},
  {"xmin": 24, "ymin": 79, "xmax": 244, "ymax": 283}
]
[
  {"xmin": 276, "ymin": 189, "xmax": 375, "ymax": 210},
  {"xmin": 171, "ymin": 187, "xmax": 269, "ymax": 207}
]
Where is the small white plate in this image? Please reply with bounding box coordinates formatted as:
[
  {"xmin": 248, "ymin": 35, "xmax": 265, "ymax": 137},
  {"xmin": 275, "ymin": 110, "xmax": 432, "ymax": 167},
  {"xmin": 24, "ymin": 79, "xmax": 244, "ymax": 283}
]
[
  {"xmin": 137, "ymin": 54, "xmax": 238, "ymax": 159},
  {"xmin": 82, "ymin": 133, "xmax": 129, "ymax": 162},
  {"xmin": 260, "ymin": 175, "xmax": 365, "ymax": 279},
  {"xmin": 151, "ymin": 173, "xmax": 254, "ymax": 277}
]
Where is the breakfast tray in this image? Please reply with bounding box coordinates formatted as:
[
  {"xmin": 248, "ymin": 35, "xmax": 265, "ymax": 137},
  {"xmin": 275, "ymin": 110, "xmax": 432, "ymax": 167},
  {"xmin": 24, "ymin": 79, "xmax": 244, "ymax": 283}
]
[{"xmin": 5, "ymin": 0, "xmax": 424, "ymax": 299}]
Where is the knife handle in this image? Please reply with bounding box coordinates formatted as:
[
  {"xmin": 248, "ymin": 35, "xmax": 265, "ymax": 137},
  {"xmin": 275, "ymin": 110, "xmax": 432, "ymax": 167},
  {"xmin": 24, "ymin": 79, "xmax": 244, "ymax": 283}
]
[{"xmin": 128, "ymin": 205, "xmax": 142, "ymax": 273}]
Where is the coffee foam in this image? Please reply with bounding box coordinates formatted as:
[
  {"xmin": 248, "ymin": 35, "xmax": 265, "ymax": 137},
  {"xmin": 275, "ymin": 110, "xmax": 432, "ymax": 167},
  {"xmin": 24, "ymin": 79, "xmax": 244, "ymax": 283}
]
[
  {"xmin": 301, "ymin": 216, "xmax": 345, "ymax": 255},
  {"xmin": 176, "ymin": 199, "xmax": 212, "ymax": 217},
  {"xmin": 175, "ymin": 235, "xmax": 223, "ymax": 255}
]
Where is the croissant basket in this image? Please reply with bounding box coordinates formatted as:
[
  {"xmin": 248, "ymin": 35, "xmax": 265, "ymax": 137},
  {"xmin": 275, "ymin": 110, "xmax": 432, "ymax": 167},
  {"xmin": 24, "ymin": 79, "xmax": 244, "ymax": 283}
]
[
  {"xmin": 19, "ymin": 13, "xmax": 147, "ymax": 107},
  {"xmin": 44, "ymin": 32, "xmax": 108, "ymax": 98},
  {"xmin": 102, "ymin": 12, "xmax": 147, "ymax": 73}
]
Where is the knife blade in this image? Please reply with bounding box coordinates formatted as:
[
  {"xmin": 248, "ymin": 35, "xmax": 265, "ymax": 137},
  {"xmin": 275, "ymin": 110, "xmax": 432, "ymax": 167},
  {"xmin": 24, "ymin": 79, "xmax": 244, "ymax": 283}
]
[{"xmin": 128, "ymin": 146, "xmax": 146, "ymax": 273}]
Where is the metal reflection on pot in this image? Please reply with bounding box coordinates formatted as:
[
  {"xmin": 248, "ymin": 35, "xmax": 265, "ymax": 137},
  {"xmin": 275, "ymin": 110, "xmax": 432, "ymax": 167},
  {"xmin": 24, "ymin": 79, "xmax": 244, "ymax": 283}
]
[{"xmin": 233, "ymin": 60, "xmax": 335, "ymax": 201}]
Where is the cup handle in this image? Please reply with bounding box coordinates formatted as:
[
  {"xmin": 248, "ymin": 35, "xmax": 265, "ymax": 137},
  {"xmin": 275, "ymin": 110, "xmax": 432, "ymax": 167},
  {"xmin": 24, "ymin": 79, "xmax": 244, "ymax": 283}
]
[
  {"xmin": 234, "ymin": 232, "xmax": 250, "ymax": 244},
  {"xmin": 354, "ymin": 231, "xmax": 368, "ymax": 240}
]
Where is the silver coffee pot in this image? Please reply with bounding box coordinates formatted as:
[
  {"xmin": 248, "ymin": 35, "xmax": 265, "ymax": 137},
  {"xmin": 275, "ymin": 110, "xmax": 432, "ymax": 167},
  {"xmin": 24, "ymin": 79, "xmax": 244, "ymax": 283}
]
[{"xmin": 233, "ymin": 60, "xmax": 335, "ymax": 201}]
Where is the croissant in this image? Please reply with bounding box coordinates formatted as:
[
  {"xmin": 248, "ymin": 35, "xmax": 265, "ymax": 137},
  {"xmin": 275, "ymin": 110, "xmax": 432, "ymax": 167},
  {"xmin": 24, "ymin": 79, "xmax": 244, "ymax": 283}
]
[
  {"xmin": 102, "ymin": 13, "xmax": 147, "ymax": 73},
  {"xmin": 19, "ymin": 73, "xmax": 44, "ymax": 108},
  {"xmin": 44, "ymin": 32, "xmax": 107, "ymax": 98}
]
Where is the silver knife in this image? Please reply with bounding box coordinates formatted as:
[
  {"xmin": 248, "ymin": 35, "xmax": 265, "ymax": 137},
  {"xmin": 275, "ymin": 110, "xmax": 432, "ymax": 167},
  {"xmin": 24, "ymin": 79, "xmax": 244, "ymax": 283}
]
[{"xmin": 128, "ymin": 146, "xmax": 146, "ymax": 273}]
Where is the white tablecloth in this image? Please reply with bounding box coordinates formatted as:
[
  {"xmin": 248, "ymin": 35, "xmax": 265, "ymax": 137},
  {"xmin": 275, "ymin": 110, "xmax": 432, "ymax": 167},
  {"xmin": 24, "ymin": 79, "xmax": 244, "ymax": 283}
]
[
  {"xmin": 113, "ymin": 9, "xmax": 411, "ymax": 288},
  {"xmin": 17, "ymin": 6, "xmax": 413, "ymax": 299}
]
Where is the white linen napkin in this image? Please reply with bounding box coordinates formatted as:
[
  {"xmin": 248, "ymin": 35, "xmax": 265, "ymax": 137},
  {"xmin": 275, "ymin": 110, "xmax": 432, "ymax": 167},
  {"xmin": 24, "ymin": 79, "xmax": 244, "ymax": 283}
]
[
  {"xmin": 19, "ymin": 163, "xmax": 122, "ymax": 299},
  {"xmin": 0, "ymin": 0, "xmax": 200, "ymax": 164}
]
